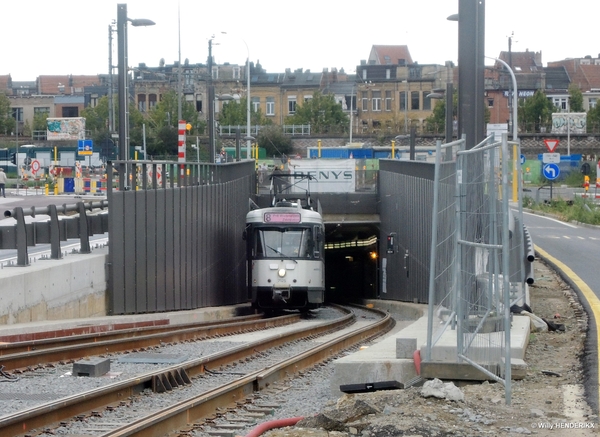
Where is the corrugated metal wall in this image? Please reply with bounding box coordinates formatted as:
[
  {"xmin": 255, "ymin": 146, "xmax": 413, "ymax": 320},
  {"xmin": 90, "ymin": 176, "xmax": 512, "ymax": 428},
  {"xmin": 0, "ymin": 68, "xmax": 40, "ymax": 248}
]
[
  {"xmin": 107, "ymin": 161, "xmax": 255, "ymax": 315},
  {"xmin": 378, "ymin": 160, "xmax": 448, "ymax": 303}
]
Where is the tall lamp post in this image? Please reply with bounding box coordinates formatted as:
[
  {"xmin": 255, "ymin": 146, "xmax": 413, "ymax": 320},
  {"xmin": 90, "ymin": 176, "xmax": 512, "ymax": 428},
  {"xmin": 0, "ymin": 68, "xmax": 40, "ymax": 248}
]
[
  {"xmin": 117, "ymin": 3, "xmax": 154, "ymax": 189},
  {"xmin": 220, "ymin": 32, "xmax": 251, "ymax": 160}
]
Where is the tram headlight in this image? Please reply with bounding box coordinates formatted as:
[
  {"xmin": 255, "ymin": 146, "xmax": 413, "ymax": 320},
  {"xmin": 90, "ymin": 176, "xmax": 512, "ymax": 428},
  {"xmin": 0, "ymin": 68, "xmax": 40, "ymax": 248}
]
[{"xmin": 278, "ymin": 268, "xmax": 286, "ymax": 278}]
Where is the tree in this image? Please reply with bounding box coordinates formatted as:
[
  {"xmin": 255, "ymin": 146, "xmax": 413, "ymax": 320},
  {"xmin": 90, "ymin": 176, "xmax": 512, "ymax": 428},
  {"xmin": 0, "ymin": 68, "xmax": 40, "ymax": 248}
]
[
  {"xmin": 285, "ymin": 91, "xmax": 349, "ymax": 134},
  {"xmin": 569, "ymin": 84, "xmax": 584, "ymax": 113},
  {"xmin": 424, "ymin": 90, "xmax": 458, "ymax": 134},
  {"xmin": 0, "ymin": 93, "xmax": 15, "ymax": 135},
  {"xmin": 587, "ymin": 103, "xmax": 600, "ymax": 133},
  {"xmin": 218, "ymin": 97, "xmax": 267, "ymax": 127},
  {"xmin": 256, "ymin": 125, "xmax": 293, "ymax": 157},
  {"xmin": 518, "ymin": 90, "xmax": 555, "ymax": 133},
  {"xmin": 146, "ymin": 90, "xmax": 198, "ymax": 130},
  {"xmin": 80, "ymin": 96, "xmax": 109, "ymax": 133}
]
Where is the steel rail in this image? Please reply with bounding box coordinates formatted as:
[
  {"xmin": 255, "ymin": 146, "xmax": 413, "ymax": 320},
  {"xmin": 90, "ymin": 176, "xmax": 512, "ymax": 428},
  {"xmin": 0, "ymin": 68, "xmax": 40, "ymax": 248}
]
[
  {"xmin": 0, "ymin": 314, "xmax": 300, "ymax": 371},
  {"xmin": 1, "ymin": 306, "xmax": 356, "ymax": 437},
  {"xmin": 100, "ymin": 306, "xmax": 393, "ymax": 437},
  {"xmin": 0, "ymin": 313, "xmax": 263, "ymax": 355}
]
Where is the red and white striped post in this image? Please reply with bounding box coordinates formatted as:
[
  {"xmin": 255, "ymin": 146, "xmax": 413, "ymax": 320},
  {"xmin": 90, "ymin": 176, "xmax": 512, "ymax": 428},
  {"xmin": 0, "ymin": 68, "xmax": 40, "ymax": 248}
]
[
  {"xmin": 596, "ymin": 159, "xmax": 600, "ymax": 199},
  {"xmin": 178, "ymin": 120, "xmax": 186, "ymax": 181}
]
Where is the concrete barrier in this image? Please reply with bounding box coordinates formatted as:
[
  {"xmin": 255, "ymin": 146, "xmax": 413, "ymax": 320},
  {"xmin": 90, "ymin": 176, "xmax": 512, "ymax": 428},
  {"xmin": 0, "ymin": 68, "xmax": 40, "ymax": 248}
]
[{"xmin": 0, "ymin": 248, "xmax": 108, "ymax": 325}]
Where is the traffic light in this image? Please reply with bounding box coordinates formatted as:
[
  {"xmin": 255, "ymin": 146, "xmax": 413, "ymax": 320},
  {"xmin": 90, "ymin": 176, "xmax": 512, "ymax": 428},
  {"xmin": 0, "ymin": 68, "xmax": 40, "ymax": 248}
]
[{"xmin": 10, "ymin": 153, "xmax": 16, "ymax": 165}]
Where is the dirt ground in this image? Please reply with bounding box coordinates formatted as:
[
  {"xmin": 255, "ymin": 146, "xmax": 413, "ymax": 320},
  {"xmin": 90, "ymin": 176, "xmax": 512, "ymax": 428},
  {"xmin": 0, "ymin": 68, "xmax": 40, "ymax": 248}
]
[{"xmin": 260, "ymin": 259, "xmax": 598, "ymax": 437}]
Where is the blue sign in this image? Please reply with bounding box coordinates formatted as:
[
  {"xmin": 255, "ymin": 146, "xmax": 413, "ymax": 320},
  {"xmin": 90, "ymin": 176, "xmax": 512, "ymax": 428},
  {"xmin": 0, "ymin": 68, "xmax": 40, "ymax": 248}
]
[
  {"xmin": 543, "ymin": 163, "xmax": 560, "ymax": 181},
  {"xmin": 78, "ymin": 139, "xmax": 93, "ymax": 156},
  {"xmin": 520, "ymin": 154, "xmax": 526, "ymax": 165}
]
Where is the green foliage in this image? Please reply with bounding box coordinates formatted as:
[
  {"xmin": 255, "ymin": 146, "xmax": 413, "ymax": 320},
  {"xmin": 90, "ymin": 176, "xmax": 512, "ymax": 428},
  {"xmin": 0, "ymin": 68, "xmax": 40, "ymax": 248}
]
[
  {"xmin": 518, "ymin": 90, "xmax": 555, "ymax": 133},
  {"xmin": 146, "ymin": 90, "xmax": 198, "ymax": 131},
  {"xmin": 587, "ymin": 102, "xmax": 600, "ymax": 133},
  {"xmin": 285, "ymin": 91, "xmax": 349, "ymax": 134},
  {"xmin": 0, "ymin": 93, "xmax": 15, "ymax": 134},
  {"xmin": 523, "ymin": 196, "xmax": 600, "ymax": 225},
  {"xmin": 81, "ymin": 96, "xmax": 109, "ymax": 132},
  {"xmin": 424, "ymin": 90, "xmax": 458, "ymax": 134},
  {"xmin": 256, "ymin": 125, "xmax": 293, "ymax": 157},
  {"xmin": 569, "ymin": 84, "xmax": 584, "ymax": 113},
  {"xmin": 32, "ymin": 111, "xmax": 49, "ymax": 131}
]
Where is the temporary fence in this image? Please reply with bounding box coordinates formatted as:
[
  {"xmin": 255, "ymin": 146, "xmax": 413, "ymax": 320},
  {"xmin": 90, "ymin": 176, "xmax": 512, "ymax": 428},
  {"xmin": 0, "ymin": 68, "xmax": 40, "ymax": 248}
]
[{"xmin": 426, "ymin": 133, "xmax": 527, "ymax": 405}]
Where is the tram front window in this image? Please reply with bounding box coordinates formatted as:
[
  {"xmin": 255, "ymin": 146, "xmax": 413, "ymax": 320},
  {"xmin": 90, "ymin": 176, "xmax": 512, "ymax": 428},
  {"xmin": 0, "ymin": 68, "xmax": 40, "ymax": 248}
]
[{"xmin": 256, "ymin": 228, "xmax": 312, "ymax": 258}]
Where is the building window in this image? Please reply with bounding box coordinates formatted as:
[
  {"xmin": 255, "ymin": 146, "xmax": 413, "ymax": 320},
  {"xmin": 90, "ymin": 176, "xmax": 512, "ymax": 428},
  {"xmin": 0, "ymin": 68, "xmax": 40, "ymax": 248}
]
[
  {"xmin": 362, "ymin": 70, "xmax": 367, "ymax": 81},
  {"xmin": 185, "ymin": 70, "xmax": 193, "ymax": 86},
  {"xmin": 149, "ymin": 94, "xmax": 157, "ymax": 110},
  {"xmin": 362, "ymin": 95, "xmax": 369, "ymax": 111},
  {"xmin": 488, "ymin": 98, "xmax": 494, "ymax": 107},
  {"xmin": 553, "ymin": 97, "xmax": 568, "ymax": 110},
  {"xmin": 34, "ymin": 107, "xmax": 50, "ymax": 115},
  {"xmin": 386, "ymin": 69, "xmax": 391, "ymax": 79},
  {"xmin": 138, "ymin": 94, "xmax": 147, "ymax": 112},
  {"xmin": 196, "ymin": 95, "xmax": 203, "ymax": 113},
  {"xmin": 212, "ymin": 66, "xmax": 219, "ymax": 80},
  {"xmin": 399, "ymin": 92, "xmax": 407, "ymax": 111},
  {"xmin": 89, "ymin": 94, "xmax": 99, "ymax": 108},
  {"xmin": 62, "ymin": 107, "xmax": 78, "ymax": 117},
  {"xmin": 233, "ymin": 67, "xmax": 240, "ymax": 80},
  {"xmin": 252, "ymin": 96, "xmax": 260, "ymax": 113},
  {"xmin": 590, "ymin": 98, "xmax": 597, "ymax": 109},
  {"xmin": 288, "ymin": 96, "xmax": 297, "ymax": 114},
  {"xmin": 372, "ymin": 91, "xmax": 381, "ymax": 111},
  {"xmin": 266, "ymin": 97, "xmax": 275, "ymax": 116},
  {"xmin": 304, "ymin": 95, "xmax": 313, "ymax": 103},
  {"xmin": 411, "ymin": 91, "xmax": 419, "ymax": 110},
  {"xmin": 385, "ymin": 91, "xmax": 392, "ymax": 111},
  {"xmin": 423, "ymin": 92, "xmax": 432, "ymax": 111},
  {"xmin": 12, "ymin": 107, "xmax": 24, "ymax": 122}
]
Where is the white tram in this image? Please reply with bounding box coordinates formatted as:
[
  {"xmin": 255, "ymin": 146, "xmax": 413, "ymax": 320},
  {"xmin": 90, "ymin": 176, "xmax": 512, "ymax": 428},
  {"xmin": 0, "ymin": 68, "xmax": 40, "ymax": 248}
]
[{"xmin": 244, "ymin": 173, "xmax": 325, "ymax": 312}]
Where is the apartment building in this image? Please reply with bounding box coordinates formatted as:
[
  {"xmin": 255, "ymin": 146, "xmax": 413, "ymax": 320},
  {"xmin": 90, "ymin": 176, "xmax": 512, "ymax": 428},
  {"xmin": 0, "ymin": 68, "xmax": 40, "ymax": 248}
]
[{"xmin": 5, "ymin": 45, "xmax": 599, "ymax": 141}]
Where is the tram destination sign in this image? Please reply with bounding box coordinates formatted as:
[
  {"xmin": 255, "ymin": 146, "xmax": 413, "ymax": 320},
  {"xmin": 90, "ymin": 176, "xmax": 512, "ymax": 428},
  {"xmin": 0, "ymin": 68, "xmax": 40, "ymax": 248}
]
[{"xmin": 264, "ymin": 212, "xmax": 302, "ymax": 223}]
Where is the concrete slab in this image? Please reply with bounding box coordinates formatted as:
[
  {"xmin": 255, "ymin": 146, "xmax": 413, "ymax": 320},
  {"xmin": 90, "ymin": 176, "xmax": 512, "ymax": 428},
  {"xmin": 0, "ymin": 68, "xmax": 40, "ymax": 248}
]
[
  {"xmin": 331, "ymin": 301, "xmax": 531, "ymax": 395},
  {"xmin": 73, "ymin": 357, "xmax": 110, "ymax": 377}
]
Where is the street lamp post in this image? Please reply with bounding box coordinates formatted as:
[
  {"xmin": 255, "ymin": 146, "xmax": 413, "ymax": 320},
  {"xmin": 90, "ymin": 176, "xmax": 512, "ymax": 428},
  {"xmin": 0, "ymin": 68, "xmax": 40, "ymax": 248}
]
[
  {"xmin": 220, "ymin": 32, "xmax": 251, "ymax": 160},
  {"xmin": 402, "ymin": 80, "xmax": 409, "ymax": 134},
  {"xmin": 207, "ymin": 37, "xmax": 215, "ymax": 163},
  {"xmin": 116, "ymin": 3, "xmax": 154, "ymax": 190}
]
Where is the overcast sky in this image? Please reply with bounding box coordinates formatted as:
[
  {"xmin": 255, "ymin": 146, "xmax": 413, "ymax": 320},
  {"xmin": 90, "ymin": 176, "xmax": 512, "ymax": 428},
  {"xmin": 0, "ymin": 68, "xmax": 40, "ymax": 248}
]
[{"xmin": 4, "ymin": 1, "xmax": 599, "ymax": 82}]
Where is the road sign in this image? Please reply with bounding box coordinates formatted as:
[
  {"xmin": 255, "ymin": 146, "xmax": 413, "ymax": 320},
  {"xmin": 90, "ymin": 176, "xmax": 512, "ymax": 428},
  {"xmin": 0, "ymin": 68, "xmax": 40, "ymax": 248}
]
[
  {"xmin": 78, "ymin": 139, "xmax": 93, "ymax": 156},
  {"xmin": 543, "ymin": 163, "xmax": 560, "ymax": 180},
  {"xmin": 542, "ymin": 153, "xmax": 560, "ymax": 164},
  {"xmin": 520, "ymin": 154, "xmax": 526, "ymax": 165},
  {"xmin": 31, "ymin": 159, "xmax": 41, "ymax": 173},
  {"xmin": 543, "ymin": 138, "xmax": 559, "ymax": 153}
]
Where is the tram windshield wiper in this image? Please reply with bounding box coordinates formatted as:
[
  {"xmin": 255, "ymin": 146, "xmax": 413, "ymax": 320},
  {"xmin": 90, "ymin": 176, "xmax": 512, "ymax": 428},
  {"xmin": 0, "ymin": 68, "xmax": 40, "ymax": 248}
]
[{"xmin": 266, "ymin": 245, "xmax": 298, "ymax": 263}]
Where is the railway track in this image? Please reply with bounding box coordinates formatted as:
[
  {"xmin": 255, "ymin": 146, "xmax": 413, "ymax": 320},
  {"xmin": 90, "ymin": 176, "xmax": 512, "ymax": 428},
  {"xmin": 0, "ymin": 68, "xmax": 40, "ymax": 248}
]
[
  {"xmin": 0, "ymin": 313, "xmax": 298, "ymax": 371},
  {"xmin": 0, "ymin": 305, "xmax": 393, "ymax": 437}
]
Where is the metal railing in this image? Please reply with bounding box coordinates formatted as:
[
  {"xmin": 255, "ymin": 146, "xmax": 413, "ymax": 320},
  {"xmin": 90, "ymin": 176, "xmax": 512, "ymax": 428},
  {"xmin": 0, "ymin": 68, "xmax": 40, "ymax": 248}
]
[{"xmin": 2, "ymin": 200, "xmax": 109, "ymax": 267}]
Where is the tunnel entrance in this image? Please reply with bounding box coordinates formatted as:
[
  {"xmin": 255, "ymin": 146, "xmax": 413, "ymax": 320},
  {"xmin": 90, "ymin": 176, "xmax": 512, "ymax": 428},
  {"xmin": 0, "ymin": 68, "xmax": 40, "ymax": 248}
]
[{"xmin": 323, "ymin": 216, "xmax": 380, "ymax": 304}]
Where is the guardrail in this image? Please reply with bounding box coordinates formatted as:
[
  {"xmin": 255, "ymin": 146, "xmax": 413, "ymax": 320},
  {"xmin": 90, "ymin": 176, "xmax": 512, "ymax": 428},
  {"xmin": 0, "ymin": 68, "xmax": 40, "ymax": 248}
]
[{"xmin": 2, "ymin": 200, "xmax": 109, "ymax": 267}]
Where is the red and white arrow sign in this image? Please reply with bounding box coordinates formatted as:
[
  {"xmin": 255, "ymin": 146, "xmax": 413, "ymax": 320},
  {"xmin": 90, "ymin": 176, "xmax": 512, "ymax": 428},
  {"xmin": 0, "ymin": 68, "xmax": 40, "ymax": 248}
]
[{"xmin": 543, "ymin": 139, "xmax": 560, "ymax": 153}]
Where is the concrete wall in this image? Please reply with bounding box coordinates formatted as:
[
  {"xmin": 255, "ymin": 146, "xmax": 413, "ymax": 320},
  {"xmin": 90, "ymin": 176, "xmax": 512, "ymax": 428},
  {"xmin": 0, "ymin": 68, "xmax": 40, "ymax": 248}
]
[{"xmin": 0, "ymin": 248, "xmax": 108, "ymax": 325}]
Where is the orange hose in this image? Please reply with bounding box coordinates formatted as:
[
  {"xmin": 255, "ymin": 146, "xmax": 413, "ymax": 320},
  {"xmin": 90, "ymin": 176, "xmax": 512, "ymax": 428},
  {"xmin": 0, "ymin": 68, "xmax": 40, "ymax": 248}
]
[
  {"xmin": 241, "ymin": 416, "xmax": 304, "ymax": 437},
  {"xmin": 413, "ymin": 349, "xmax": 421, "ymax": 375}
]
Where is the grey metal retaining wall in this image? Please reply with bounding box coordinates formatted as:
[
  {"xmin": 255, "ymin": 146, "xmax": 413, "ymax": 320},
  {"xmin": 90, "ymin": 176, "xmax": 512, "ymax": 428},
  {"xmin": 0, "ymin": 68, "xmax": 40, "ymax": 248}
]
[
  {"xmin": 378, "ymin": 159, "xmax": 441, "ymax": 303},
  {"xmin": 107, "ymin": 160, "xmax": 255, "ymax": 315}
]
